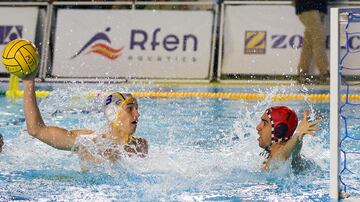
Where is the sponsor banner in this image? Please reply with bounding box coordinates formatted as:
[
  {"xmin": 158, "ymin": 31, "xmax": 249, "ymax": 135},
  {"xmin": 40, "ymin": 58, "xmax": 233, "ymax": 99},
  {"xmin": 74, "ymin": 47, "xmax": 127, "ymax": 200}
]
[
  {"xmin": 341, "ymin": 20, "xmax": 360, "ymax": 76},
  {"xmin": 53, "ymin": 9, "xmax": 213, "ymax": 79},
  {"xmin": 0, "ymin": 7, "xmax": 39, "ymax": 74},
  {"xmin": 222, "ymin": 5, "xmax": 330, "ymax": 75}
]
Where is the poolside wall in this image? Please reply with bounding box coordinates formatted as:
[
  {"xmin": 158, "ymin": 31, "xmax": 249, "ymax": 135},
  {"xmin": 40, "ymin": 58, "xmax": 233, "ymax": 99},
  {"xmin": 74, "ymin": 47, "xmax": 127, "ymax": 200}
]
[{"xmin": 0, "ymin": 1, "xmax": 359, "ymax": 81}]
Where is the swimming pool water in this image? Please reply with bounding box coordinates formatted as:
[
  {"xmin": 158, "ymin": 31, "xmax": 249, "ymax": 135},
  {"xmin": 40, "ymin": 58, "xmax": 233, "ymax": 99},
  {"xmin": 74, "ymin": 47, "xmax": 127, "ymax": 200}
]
[{"xmin": 0, "ymin": 83, "xmax": 358, "ymax": 201}]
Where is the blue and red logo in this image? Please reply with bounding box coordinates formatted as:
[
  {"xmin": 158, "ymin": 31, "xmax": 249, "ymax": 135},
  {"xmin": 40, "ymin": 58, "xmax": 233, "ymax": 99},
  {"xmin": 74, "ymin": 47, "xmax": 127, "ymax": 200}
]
[{"xmin": 71, "ymin": 27, "xmax": 123, "ymax": 60}]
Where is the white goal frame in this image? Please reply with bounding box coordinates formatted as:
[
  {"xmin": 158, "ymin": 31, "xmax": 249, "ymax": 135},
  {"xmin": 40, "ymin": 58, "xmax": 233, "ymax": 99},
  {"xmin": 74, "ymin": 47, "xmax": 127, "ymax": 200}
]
[{"xmin": 330, "ymin": 7, "xmax": 340, "ymax": 200}]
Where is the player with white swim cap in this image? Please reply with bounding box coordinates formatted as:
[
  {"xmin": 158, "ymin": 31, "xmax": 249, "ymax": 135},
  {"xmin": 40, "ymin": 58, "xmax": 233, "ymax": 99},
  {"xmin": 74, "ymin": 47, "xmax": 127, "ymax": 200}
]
[{"xmin": 23, "ymin": 75, "xmax": 148, "ymax": 165}]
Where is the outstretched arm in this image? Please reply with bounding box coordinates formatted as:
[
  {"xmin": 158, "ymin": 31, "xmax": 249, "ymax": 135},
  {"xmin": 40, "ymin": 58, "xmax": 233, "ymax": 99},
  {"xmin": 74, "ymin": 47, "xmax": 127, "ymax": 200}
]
[
  {"xmin": 279, "ymin": 110, "xmax": 321, "ymax": 160},
  {"xmin": 23, "ymin": 78, "xmax": 93, "ymax": 151}
]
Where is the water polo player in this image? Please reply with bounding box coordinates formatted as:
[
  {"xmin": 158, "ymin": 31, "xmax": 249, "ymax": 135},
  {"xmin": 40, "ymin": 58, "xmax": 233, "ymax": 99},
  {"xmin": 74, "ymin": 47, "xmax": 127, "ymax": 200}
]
[
  {"xmin": 256, "ymin": 106, "xmax": 320, "ymax": 171},
  {"xmin": 22, "ymin": 76, "xmax": 148, "ymax": 165}
]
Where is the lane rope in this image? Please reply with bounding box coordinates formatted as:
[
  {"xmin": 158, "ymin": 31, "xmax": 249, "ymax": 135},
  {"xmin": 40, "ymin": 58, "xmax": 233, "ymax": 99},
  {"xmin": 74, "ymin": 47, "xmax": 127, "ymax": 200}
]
[{"xmin": 2, "ymin": 90, "xmax": 360, "ymax": 102}]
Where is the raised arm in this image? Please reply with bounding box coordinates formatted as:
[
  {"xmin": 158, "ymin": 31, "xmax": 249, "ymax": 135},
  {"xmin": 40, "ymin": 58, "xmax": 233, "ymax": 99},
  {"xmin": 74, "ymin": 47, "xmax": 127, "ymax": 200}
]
[
  {"xmin": 23, "ymin": 78, "xmax": 93, "ymax": 150},
  {"xmin": 279, "ymin": 110, "xmax": 321, "ymax": 160}
]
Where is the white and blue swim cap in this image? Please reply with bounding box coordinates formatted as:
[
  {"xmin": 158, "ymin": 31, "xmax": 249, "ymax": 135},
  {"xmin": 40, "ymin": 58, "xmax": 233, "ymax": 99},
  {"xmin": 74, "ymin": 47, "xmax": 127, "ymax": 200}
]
[{"xmin": 104, "ymin": 92, "xmax": 133, "ymax": 126}]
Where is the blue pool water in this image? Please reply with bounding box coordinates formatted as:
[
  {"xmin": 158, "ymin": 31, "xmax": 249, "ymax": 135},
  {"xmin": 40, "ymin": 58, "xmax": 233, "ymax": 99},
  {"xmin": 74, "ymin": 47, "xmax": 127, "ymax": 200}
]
[{"xmin": 0, "ymin": 83, "xmax": 358, "ymax": 201}]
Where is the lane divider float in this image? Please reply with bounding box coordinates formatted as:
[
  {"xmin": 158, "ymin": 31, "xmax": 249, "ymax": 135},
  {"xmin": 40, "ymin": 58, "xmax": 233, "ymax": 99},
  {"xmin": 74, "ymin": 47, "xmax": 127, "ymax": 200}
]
[{"xmin": 2, "ymin": 90, "xmax": 360, "ymax": 102}]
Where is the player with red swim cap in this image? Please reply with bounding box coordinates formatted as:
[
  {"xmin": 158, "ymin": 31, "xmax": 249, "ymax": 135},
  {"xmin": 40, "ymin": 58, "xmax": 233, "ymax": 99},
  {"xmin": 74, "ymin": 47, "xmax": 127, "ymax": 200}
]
[{"xmin": 256, "ymin": 106, "xmax": 320, "ymax": 171}]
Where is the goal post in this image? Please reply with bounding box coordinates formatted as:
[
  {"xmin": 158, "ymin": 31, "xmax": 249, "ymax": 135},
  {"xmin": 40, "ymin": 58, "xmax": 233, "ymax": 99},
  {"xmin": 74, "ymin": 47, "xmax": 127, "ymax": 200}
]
[
  {"xmin": 330, "ymin": 7, "xmax": 340, "ymax": 201},
  {"xmin": 330, "ymin": 7, "xmax": 360, "ymax": 200}
]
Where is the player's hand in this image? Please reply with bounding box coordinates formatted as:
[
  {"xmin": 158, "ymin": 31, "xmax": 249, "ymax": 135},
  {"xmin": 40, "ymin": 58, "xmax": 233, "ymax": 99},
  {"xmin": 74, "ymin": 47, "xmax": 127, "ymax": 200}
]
[
  {"xmin": 295, "ymin": 110, "xmax": 321, "ymax": 139},
  {"xmin": 22, "ymin": 68, "xmax": 38, "ymax": 81}
]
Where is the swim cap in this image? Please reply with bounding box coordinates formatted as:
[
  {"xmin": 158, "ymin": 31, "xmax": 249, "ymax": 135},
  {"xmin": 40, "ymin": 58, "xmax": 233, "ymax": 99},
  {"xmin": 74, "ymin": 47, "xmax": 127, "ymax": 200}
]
[
  {"xmin": 104, "ymin": 92, "xmax": 133, "ymax": 126},
  {"xmin": 265, "ymin": 106, "xmax": 298, "ymax": 143}
]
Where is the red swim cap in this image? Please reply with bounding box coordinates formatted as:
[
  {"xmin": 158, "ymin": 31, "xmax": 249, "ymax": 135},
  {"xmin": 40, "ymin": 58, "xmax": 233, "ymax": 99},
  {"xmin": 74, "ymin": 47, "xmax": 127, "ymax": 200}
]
[{"xmin": 265, "ymin": 106, "xmax": 298, "ymax": 143}]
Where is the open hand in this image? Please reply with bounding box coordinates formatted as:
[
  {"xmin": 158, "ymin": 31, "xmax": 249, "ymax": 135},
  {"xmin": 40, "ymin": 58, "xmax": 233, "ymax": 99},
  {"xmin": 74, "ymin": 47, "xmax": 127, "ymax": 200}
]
[{"xmin": 295, "ymin": 110, "xmax": 321, "ymax": 139}]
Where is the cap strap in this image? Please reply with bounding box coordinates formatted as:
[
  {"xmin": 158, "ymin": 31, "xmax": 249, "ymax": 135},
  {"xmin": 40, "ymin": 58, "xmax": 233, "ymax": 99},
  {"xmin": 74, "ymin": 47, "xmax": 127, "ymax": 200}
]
[{"xmin": 266, "ymin": 110, "xmax": 276, "ymax": 144}]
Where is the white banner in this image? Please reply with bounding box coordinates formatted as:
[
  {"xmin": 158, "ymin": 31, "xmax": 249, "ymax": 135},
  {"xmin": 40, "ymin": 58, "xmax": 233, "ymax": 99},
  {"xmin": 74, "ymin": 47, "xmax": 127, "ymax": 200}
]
[
  {"xmin": 222, "ymin": 5, "xmax": 330, "ymax": 75},
  {"xmin": 52, "ymin": 9, "xmax": 213, "ymax": 79},
  {"xmin": 0, "ymin": 7, "xmax": 39, "ymax": 74},
  {"xmin": 340, "ymin": 20, "xmax": 360, "ymax": 76}
]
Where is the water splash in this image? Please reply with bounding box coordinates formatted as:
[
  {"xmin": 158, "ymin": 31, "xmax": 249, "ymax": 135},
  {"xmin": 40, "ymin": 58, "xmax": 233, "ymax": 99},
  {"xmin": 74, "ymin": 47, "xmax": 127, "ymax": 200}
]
[{"xmin": 0, "ymin": 85, "xmax": 331, "ymax": 200}]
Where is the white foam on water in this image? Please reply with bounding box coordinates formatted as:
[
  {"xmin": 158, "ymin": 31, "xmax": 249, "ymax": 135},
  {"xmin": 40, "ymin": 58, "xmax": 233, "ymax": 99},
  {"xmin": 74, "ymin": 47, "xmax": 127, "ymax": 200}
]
[{"xmin": 0, "ymin": 85, "xmax": 333, "ymax": 200}]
